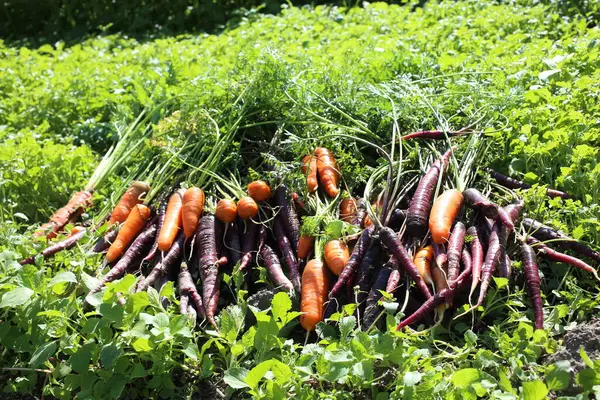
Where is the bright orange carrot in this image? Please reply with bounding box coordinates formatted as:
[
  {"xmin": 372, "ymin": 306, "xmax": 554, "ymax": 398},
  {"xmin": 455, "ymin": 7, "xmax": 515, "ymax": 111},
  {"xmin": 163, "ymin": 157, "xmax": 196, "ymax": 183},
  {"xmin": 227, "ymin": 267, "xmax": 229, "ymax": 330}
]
[
  {"xmin": 323, "ymin": 240, "xmax": 350, "ymax": 276},
  {"xmin": 182, "ymin": 187, "xmax": 205, "ymax": 239},
  {"xmin": 314, "ymin": 147, "xmax": 339, "ymax": 197},
  {"xmin": 300, "ymin": 259, "xmax": 330, "ymax": 331},
  {"xmin": 414, "ymin": 246, "xmax": 434, "ymax": 286},
  {"xmin": 216, "ymin": 199, "xmax": 237, "ymax": 223},
  {"xmin": 306, "ymin": 155, "xmax": 318, "ymax": 193},
  {"xmin": 109, "ymin": 181, "xmax": 150, "ymax": 225},
  {"xmin": 298, "ymin": 235, "xmax": 315, "ymax": 259},
  {"xmin": 429, "ymin": 189, "xmax": 464, "ymax": 244},
  {"xmin": 301, "ymin": 155, "xmax": 311, "ymax": 175},
  {"xmin": 35, "ymin": 190, "xmax": 94, "ymax": 239},
  {"xmin": 237, "ymin": 197, "xmax": 259, "ymax": 220},
  {"xmin": 340, "ymin": 197, "xmax": 357, "ymax": 223},
  {"xmin": 158, "ymin": 189, "xmax": 185, "ymax": 251},
  {"xmin": 106, "ymin": 204, "xmax": 151, "ymax": 263},
  {"xmin": 248, "ymin": 181, "xmax": 271, "ymax": 202}
]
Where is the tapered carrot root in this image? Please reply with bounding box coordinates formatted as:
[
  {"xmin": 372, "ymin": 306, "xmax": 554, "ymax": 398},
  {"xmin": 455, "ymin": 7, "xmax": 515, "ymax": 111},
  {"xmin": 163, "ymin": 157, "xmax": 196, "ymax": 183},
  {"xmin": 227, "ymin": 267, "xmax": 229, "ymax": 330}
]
[
  {"xmin": 430, "ymin": 189, "xmax": 464, "ymax": 244},
  {"xmin": 21, "ymin": 228, "xmax": 87, "ymax": 265},
  {"xmin": 158, "ymin": 189, "xmax": 185, "ymax": 251},
  {"xmin": 340, "ymin": 197, "xmax": 358, "ymax": 224},
  {"xmin": 476, "ymin": 222, "xmax": 505, "ymax": 307},
  {"xmin": 467, "ymin": 226, "xmax": 484, "ymax": 298},
  {"xmin": 239, "ymin": 221, "xmax": 259, "ymax": 271},
  {"xmin": 520, "ymin": 243, "xmax": 544, "ymax": 330},
  {"xmin": 447, "ymin": 222, "xmax": 466, "ymax": 286},
  {"xmin": 301, "ymin": 259, "xmax": 330, "ymax": 331},
  {"xmin": 106, "ymin": 204, "xmax": 152, "ymax": 263},
  {"xmin": 34, "ymin": 190, "xmax": 94, "ymax": 239},
  {"xmin": 143, "ymin": 199, "xmax": 167, "ymax": 262},
  {"xmin": 306, "ymin": 155, "xmax": 318, "ymax": 193},
  {"xmin": 413, "ymin": 246, "xmax": 434, "ymax": 287},
  {"xmin": 136, "ymin": 232, "xmax": 185, "ymax": 292},
  {"xmin": 182, "ymin": 187, "xmax": 205, "ymax": 239},
  {"xmin": 178, "ymin": 262, "xmax": 206, "ymax": 319},
  {"xmin": 354, "ymin": 241, "xmax": 382, "ymax": 307},
  {"xmin": 488, "ymin": 169, "xmax": 571, "ymax": 199},
  {"xmin": 298, "ymin": 235, "xmax": 315, "ymax": 260},
  {"xmin": 324, "ymin": 240, "xmax": 350, "ymax": 276},
  {"xmin": 274, "ymin": 219, "xmax": 301, "ymax": 292},
  {"xmin": 259, "ymin": 244, "xmax": 294, "ymax": 293},
  {"xmin": 528, "ymin": 237, "xmax": 600, "ymax": 280},
  {"xmin": 274, "ymin": 185, "xmax": 300, "ymax": 253},
  {"xmin": 109, "ymin": 181, "xmax": 150, "ymax": 225},
  {"xmin": 363, "ymin": 261, "xmax": 393, "ymax": 330},
  {"xmin": 91, "ymin": 229, "xmax": 118, "ymax": 254},
  {"xmin": 401, "ymin": 128, "xmax": 471, "ymax": 141},
  {"xmin": 329, "ymin": 226, "xmax": 374, "ymax": 299},
  {"xmin": 385, "ymin": 256, "xmax": 402, "ymax": 294},
  {"xmin": 314, "ymin": 147, "xmax": 339, "ymax": 197},
  {"xmin": 463, "ymin": 188, "xmax": 514, "ymax": 231}
]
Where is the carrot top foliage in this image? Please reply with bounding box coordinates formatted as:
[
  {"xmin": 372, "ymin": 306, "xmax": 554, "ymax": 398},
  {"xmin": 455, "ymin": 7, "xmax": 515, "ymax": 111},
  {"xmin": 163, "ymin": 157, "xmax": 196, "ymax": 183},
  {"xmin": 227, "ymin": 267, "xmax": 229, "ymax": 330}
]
[{"xmin": 1, "ymin": 1, "xmax": 600, "ymax": 399}]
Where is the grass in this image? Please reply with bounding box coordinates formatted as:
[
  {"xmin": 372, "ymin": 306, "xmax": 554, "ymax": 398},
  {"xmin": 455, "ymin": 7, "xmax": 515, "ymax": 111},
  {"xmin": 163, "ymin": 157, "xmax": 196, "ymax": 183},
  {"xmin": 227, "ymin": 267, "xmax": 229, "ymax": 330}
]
[{"xmin": 0, "ymin": 1, "xmax": 599, "ymax": 398}]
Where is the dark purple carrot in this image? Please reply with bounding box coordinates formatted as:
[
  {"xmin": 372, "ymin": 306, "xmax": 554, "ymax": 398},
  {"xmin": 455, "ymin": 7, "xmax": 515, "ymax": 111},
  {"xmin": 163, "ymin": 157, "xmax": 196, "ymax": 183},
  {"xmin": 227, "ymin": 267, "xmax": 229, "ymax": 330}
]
[
  {"xmin": 89, "ymin": 223, "xmax": 157, "ymax": 294},
  {"xmin": 463, "ymin": 188, "xmax": 514, "ymax": 231},
  {"xmin": 91, "ymin": 229, "xmax": 118, "ymax": 254},
  {"xmin": 355, "ymin": 198, "xmax": 367, "ymax": 228},
  {"xmin": 273, "ymin": 218, "xmax": 301, "ymax": 292},
  {"xmin": 259, "ymin": 244, "xmax": 294, "ymax": 293},
  {"xmin": 379, "ymin": 227, "xmax": 432, "ymax": 299},
  {"xmin": 179, "ymin": 292, "xmax": 189, "ymax": 315},
  {"xmin": 467, "ymin": 226, "xmax": 484, "ymax": 298},
  {"xmin": 461, "ymin": 249, "xmax": 472, "ymax": 280},
  {"xmin": 523, "ymin": 218, "xmax": 600, "ymax": 263},
  {"xmin": 363, "ymin": 261, "xmax": 393, "ymax": 330},
  {"xmin": 143, "ymin": 199, "xmax": 167, "ymax": 262},
  {"xmin": 178, "ymin": 261, "xmax": 206, "ymax": 319},
  {"xmin": 432, "ymin": 242, "xmax": 448, "ymax": 269},
  {"xmin": 194, "ymin": 215, "xmax": 228, "ymax": 329},
  {"xmin": 401, "ymin": 128, "xmax": 471, "ymax": 141},
  {"xmin": 498, "ymin": 252, "xmax": 511, "ymax": 278},
  {"xmin": 488, "ymin": 169, "xmax": 571, "ymax": 199},
  {"xmin": 528, "ymin": 237, "xmax": 600, "ymax": 280},
  {"xmin": 385, "ymin": 256, "xmax": 402, "ymax": 294},
  {"xmin": 136, "ymin": 232, "xmax": 185, "ymax": 292},
  {"xmin": 239, "ymin": 221, "xmax": 259, "ymax": 271},
  {"xmin": 406, "ymin": 147, "xmax": 454, "ymax": 236},
  {"xmin": 21, "ymin": 228, "xmax": 87, "ymax": 265},
  {"xmin": 225, "ymin": 220, "xmax": 242, "ymax": 267},
  {"xmin": 329, "ymin": 225, "xmax": 374, "ymax": 299},
  {"xmin": 274, "ymin": 185, "xmax": 300, "ymax": 253},
  {"xmin": 447, "ymin": 222, "xmax": 466, "ymax": 285},
  {"xmin": 504, "ymin": 199, "xmax": 524, "ymax": 223},
  {"xmin": 388, "ymin": 209, "xmax": 407, "ymax": 231},
  {"xmin": 520, "ymin": 243, "xmax": 544, "ymax": 329},
  {"xmin": 475, "ymin": 222, "xmax": 505, "ymax": 307},
  {"xmin": 352, "ymin": 241, "xmax": 382, "ymax": 307}
]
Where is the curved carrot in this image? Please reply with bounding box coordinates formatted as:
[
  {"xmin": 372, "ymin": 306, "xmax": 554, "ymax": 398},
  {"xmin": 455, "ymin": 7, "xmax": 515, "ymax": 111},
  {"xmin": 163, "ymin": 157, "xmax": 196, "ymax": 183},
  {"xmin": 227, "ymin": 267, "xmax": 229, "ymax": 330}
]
[
  {"xmin": 429, "ymin": 189, "xmax": 464, "ymax": 244},
  {"xmin": 324, "ymin": 239, "xmax": 350, "ymax": 276},
  {"xmin": 35, "ymin": 190, "xmax": 94, "ymax": 239},
  {"xmin": 109, "ymin": 181, "xmax": 150, "ymax": 225},
  {"xmin": 413, "ymin": 246, "xmax": 434, "ymax": 287},
  {"xmin": 182, "ymin": 187, "xmax": 205, "ymax": 239},
  {"xmin": 106, "ymin": 204, "xmax": 152, "ymax": 263},
  {"xmin": 520, "ymin": 243, "xmax": 544, "ymax": 330},
  {"xmin": 158, "ymin": 189, "xmax": 185, "ymax": 252},
  {"xmin": 315, "ymin": 147, "xmax": 339, "ymax": 197},
  {"xmin": 340, "ymin": 197, "xmax": 357, "ymax": 224},
  {"xmin": 447, "ymin": 222, "xmax": 466, "ymax": 285},
  {"xmin": 300, "ymin": 259, "xmax": 330, "ymax": 331},
  {"xmin": 306, "ymin": 155, "xmax": 318, "ymax": 193}
]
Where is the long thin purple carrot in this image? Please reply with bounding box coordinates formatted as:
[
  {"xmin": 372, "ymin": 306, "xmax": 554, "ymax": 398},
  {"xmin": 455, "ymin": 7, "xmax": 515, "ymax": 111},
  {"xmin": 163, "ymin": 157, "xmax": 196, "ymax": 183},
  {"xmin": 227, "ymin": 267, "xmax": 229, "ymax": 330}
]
[
  {"xmin": 239, "ymin": 220, "xmax": 259, "ymax": 271},
  {"xmin": 463, "ymin": 188, "xmax": 514, "ymax": 231},
  {"xmin": 353, "ymin": 241, "xmax": 382, "ymax": 307},
  {"xmin": 274, "ymin": 185, "xmax": 300, "ymax": 253},
  {"xmin": 476, "ymin": 222, "xmax": 505, "ymax": 307},
  {"xmin": 401, "ymin": 128, "xmax": 471, "ymax": 141},
  {"xmin": 225, "ymin": 220, "xmax": 242, "ymax": 267},
  {"xmin": 447, "ymin": 222, "xmax": 466, "ymax": 285},
  {"xmin": 178, "ymin": 262, "xmax": 206, "ymax": 319},
  {"xmin": 528, "ymin": 237, "xmax": 599, "ymax": 280},
  {"xmin": 259, "ymin": 244, "xmax": 294, "ymax": 293},
  {"xmin": 91, "ymin": 229, "xmax": 117, "ymax": 254},
  {"xmin": 520, "ymin": 243, "xmax": 544, "ymax": 329},
  {"xmin": 498, "ymin": 253, "xmax": 511, "ymax": 278},
  {"xmin": 488, "ymin": 169, "xmax": 571, "ymax": 199},
  {"xmin": 363, "ymin": 262, "xmax": 393, "ymax": 330},
  {"xmin": 273, "ymin": 218, "xmax": 301, "ymax": 292},
  {"xmin": 21, "ymin": 228, "xmax": 87, "ymax": 265},
  {"xmin": 355, "ymin": 198, "xmax": 367, "ymax": 228},
  {"xmin": 432, "ymin": 242, "xmax": 447, "ymax": 269},
  {"xmin": 136, "ymin": 232, "xmax": 185, "ymax": 292},
  {"xmin": 467, "ymin": 226, "xmax": 484, "ymax": 298},
  {"xmin": 379, "ymin": 227, "xmax": 432, "ymax": 299},
  {"xmin": 385, "ymin": 256, "xmax": 402, "ymax": 294}
]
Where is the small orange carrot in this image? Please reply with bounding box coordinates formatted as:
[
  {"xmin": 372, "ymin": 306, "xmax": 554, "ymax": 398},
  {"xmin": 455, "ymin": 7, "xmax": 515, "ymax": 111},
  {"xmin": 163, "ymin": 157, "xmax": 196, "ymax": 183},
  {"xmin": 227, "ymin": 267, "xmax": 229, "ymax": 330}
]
[
  {"xmin": 109, "ymin": 181, "xmax": 150, "ymax": 225},
  {"xmin": 301, "ymin": 155, "xmax": 311, "ymax": 175},
  {"xmin": 248, "ymin": 181, "xmax": 271, "ymax": 202},
  {"xmin": 106, "ymin": 204, "xmax": 151, "ymax": 263},
  {"xmin": 429, "ymin": 189, "xmax": 464, "ymax": 244},
  {"xmin": 340, "ymin": 197, "xmax": 357, "ymax": 223},
  {"xmin": 158, "ymin": 189, "xmax": 185, "ymax": 252},
  {"xmin": 182, "ymin": 187, "xmax": 205, "ymax": 239},
  {"xmin": 306, "ymin": 155, "xmax": 318, "ymax": 193},
  {"xmin": 298, "ymin": 235, "xmax": 315, "ymax": 259},
  {"xmin": 323, "ymin": 240, "xmax": 350, "ymax": 276},
  {"xmin": 314, "ymin": 147, "xmax": 339, "ymax": 198},
  {"xmin": 300, "ymin": 259, "xmax": 330, "ymax": 331},
  {"xmin": 216, "ymin": 199, "xmax": 237, "ymax": 223},
  {"xmin": 414, "ymin": 246, "xmax": 434, "ymax": 286},
  {"xmin": 237, "ymin": 197, "xmax": 259, "ymax": 220}
]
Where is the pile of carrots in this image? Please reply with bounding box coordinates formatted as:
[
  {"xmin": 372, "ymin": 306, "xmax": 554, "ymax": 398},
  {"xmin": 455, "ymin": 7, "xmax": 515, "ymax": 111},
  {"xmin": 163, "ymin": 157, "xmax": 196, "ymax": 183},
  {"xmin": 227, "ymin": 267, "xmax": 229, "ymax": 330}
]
[{"xmin": 21, "ymin": 139, "xmax": 600, "ymax": 336}]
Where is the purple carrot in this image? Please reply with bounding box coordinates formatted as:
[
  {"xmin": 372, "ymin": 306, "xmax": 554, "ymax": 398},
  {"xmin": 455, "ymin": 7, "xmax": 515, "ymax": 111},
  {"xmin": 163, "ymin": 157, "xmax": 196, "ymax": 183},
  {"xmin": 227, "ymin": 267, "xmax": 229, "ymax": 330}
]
[
  {"xmin": 273, "ymin": 218, "xmax": 301, "ymax": 292},
  {"xmin": 463, "ymin": 188, "xmax": 514, "ymax": 231},
  {"xmin": 523, "ymin": 218, "xmax": 600, "ymax": 263},
  {"xmin": 143, "ymin": 199, "xmax": 167, "ymax": 261},
  {"xmin": 461, "ymin": 248, "xmax": 472, "ymax": 279},
  {"xmin": 388, "ymin": 209, "xmax": 407, "ymax": 231},
  {"xmin": 89, "ymin": 223, "xmax": 157, "ymax": 294},
  {"xmin": 401, "ymin": 128, "xmax": 471, "ymax": 141},
  {"xmin": 385, "ymin": 256, "xmax": 402, "ymax": 294},
  {"xmin": 520, "ymin": 243, "xmax": 544, "ymax": 329},
  {"xmin": 91, "ymin": 229, "xmax": 117, "ymax": 254},
  {"xmin": 194, "ymin": 215, "xmax": 228, "ymax": 329},
  {"xmin": 488, "ymin": 169, "xmax": 571, "ymax": 199},
  {"xmin": 528, "ymin": 237, "xmax": 600, "ymax": 280},
  {"xmin": 259, "ymin": 244, "xmax": 294, "ymax": 293},
  {"xmin": 379, "ymin": 227, "xmax": 432, "ymax": 299},
  {"xmin": 467, "ymin": 226, "xmax": 484, "ymax": 298},
  {"xmin": 225, "ymin": 220, "xmax": 242, "ymax": 267},
  {"xmin": 355, "ymin": 198, "xmax": 367, "ymax": 228},
  {"xmin": 432, "ymin": 242, "xmax": 448, "ymax": 269},
  {"xmin": 504, "ymin": 199, "xmax": 524, "ymax": 223},
  {"xmin": 239, "ymin": 221, "xmax": 259, "ymax": 271},
  {"xmin": 406, "ymin": 147, "xmax": 454, "ymax": 236},
  {"xmin": 274, "ymin": 185, "xmax": 300, "ymax": 253},
  {"xmin": 329, "ymin": 225, "xmax": 374, "ymax": 299},
  {"xmin": 498, "ymin": 252, "xmax": 511, "ymax": 278},
  {"xmin": 475, "ymin": 222, "xmax": 505, "ymax": 307},
  {"xmin": 447, "ymin": 222, "xmax": 466, "ymax": 285},
  {"xmin": 179, "ymin": 292, "xmax": 189, "ymax": 315},
  {"xmin": 352, "ymin": 241, "xmax": 382, "ymax": 307},
  {"xmin": 21, "ymin": 228, "xmax": 87, "ymax": 265},
  {"xmin": 363, "ymin": 261, "xmax": 393, "ymax": 330},
  {"xmin": 136, "ymin": 232, "xmax": 185, "ymax": 292},
  {"xmin": 178, "ymin": 261, "xmax": 206, "ymax": 319}
]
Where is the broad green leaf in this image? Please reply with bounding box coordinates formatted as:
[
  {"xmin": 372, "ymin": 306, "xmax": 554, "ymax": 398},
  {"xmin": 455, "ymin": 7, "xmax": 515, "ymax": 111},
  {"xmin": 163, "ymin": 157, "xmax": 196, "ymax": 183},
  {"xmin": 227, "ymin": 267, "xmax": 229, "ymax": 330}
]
[
  {"xmin": 522, "ymin": 380, "xmax": 548, "ymax": 400},
  {"xmin": 49, "ymin": 271, "xmax": 77, "ymax": 286},
  {"xmin": 404, "ymin": 371, "xmax": 422, "ymax": 387},
  {"xmin": 132, "ymin": 338, "xmax": 153, "ymax": 352},
  {"xmin": 0, "ymin": 287, "xmax": 34, "ymax": 307},
  {"xmin": 452, "ymin": 368, "xmax": 483, "ymax": 388},
  {"xmin": 339, "ymin": 316, "xmax": 356, "ymax": 339},
  {"xmin": 70, "ymin": 347, "xmax": 92, "ymax": 374},
  {"xmin": 223, "ymin": 367, "xmax": 250, "ymax": 389},
  {"xmin": 100, "ymin": 343, "xmax": 122, "ymax": 368},
  {"xmin": 271, "ymin": 292, "xmax": 292, "ymax": 322},
  {"xmin": 246, "ymin": 360, "xmax": 274, "ymax": 389},
  {"xmin": 546, "ymin": 361, "xmax": 571, "ymax": 391},
  {"xmin": 30, "ymin": 341, "xmax": 57, "ymax": 367}
]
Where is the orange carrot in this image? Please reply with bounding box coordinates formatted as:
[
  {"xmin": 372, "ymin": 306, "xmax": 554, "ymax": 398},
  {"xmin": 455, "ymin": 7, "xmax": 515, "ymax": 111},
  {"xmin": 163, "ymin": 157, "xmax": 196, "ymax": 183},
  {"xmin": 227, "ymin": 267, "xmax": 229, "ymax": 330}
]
[
  {"xmin": 182, "ymin": 187, "xmax": 205, "ymax": 239},
  {"xmin": 314, "ymin": 147, "xmax": 339, "ymax": 197},
  {"xmin": 306, "ymin": 155, "xmax": 318, "ymax": 193},
  {"xmin": 301, "ymin": 155, "xmax": 311, "ymax": 175},
  {"xmin": 431, "ymin": 262, "xmax": 449, "ymax": 312},
  {"xmin": 34, "ymin": 190, "xmax": 94, "ymax": 239},
  {"xmin": 158, "ymin": 189, "xmax": 185, "ymax": 252},
  {"xmin": 106, "ymin": 204, "xmax": 151, "ymax": 263},
  {"xmin": 300, "ymin": 259, "xmax": 330, "ymax": 331},
  {"xmin": 298, "ymin": 235, "xmax": 315, "ymax": 259},
  {"xmin": 340, "ymin": 197, "xmax": 357, "ymax": 223},
  {"xmin": 323, "ymin": 240, "xmax": 350, "ymax": 276},
  {"xmin": 216, "ymin": 199, "xmax": 237, "ymax": 223},
  {"xmin": 237, "ymin": 197, "xmax": 259, "ymax": 220},
  {"xmin": 414, "ymin": 246, "xmax": 434, "ymax": 286},
  {"xmin": 429, "ymin": 189, "xmax": 464, "ymax": 244},
  {"xmin": 109, "ymin": 181, "xmax": 150, "ymax": 225},
  {"xmin": 248, "ymin": 180, "xmax": 271, "ymax": 202}
]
